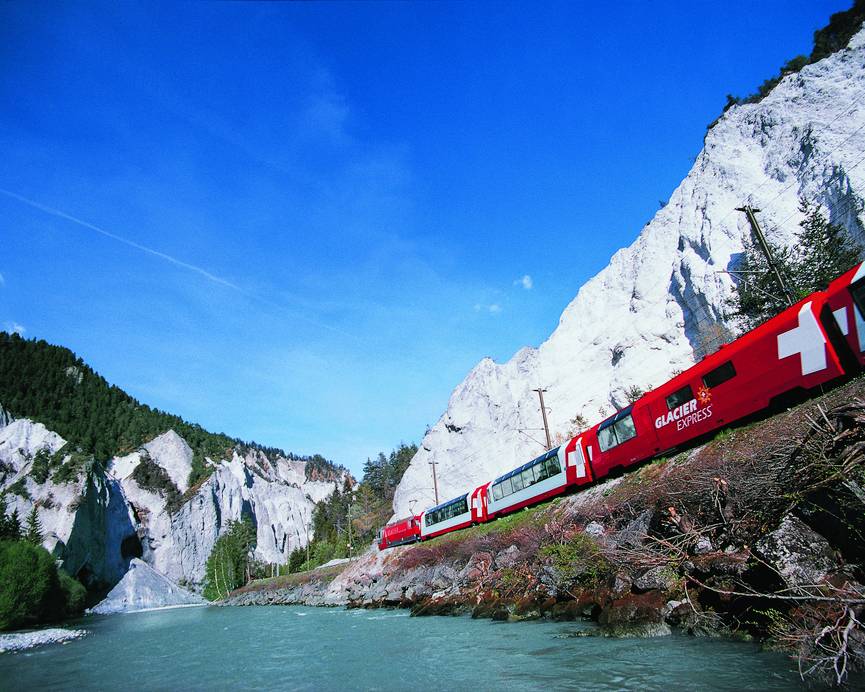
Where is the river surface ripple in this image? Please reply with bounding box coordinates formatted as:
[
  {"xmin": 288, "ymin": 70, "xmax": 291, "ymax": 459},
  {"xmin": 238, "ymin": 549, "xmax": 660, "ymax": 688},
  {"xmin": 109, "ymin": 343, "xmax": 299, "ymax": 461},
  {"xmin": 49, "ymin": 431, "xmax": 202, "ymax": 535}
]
[{"xmin": 0, "ymin": 605, "xmax": 803, "ymax": 690}]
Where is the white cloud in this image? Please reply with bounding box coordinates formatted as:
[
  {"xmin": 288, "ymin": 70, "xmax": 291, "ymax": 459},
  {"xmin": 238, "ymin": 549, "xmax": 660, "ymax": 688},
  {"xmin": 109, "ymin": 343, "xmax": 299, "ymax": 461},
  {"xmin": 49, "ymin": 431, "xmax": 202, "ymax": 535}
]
[
  {"xmin": 4, "ymin": 321, "xmax": 25, "ymax": 335},
  {"xmin": 474, "ymin": 303, "xmax": 502, "ymax": 315},
  {"xmin": 514, "ymin": 274, "xmax": 533, "ymax": 290}
]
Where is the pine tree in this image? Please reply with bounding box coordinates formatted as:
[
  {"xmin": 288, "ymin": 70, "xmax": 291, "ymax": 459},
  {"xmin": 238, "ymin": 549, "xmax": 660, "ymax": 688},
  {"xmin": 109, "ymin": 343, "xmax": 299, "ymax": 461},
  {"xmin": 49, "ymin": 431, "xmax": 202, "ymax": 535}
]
[
  {"xmin": 24, "ymin": 506, "xmax": 43, "ymax": 546},
  {"xmin": 5, "ymin": 508, "xmax": 21, "ymax": 541},
  {"xmin": 0, "ymin": 495, "xmax": 9, "ymax": 540},
  {"xmin": 794, "ymin": 199, "xmax": 861, "ymax": 293},
  {"xmin": 728, "ymin": 198, "xmax": 861, "ymax": 333},
  {"xmin": 728, "ymin": 233, "xmax": 797, "ymax": 332}
]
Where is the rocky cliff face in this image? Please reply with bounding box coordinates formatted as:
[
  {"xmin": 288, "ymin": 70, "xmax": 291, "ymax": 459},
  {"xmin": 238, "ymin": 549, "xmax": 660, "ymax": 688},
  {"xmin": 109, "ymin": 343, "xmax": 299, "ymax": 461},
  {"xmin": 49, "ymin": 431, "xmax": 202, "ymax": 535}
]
[
  {"xmin": 393, "ymin": 28, "xmax": 865, "ymax": 518},
  {"xmin": 0, "ymin": 416, "xmax": 346, "ymax": 589}
]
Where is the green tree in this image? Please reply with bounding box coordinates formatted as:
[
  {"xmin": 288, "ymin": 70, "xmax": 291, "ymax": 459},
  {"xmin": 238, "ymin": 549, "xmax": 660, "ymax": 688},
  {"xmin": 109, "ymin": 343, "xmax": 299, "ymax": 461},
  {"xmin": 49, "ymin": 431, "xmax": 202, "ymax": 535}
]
[
  {"xmin": 0, "ymin": 496, "xmax": 8, "ymax": 540},
  {"xmin": 794, "ymin": 199, "xmax": 861, "ymax": 293},
  {"xmin": 202, "ymin": 518, "xmax": 257, "ymax": 601},
  {"xmin": 728, "ymin": 199, "xmax": 860, "ymax": 332},
  {"xmin": 24, "ymin": 506, "xmax": 43, "ymax": 546},
  {"xmin": 728, "ymin": 232, "xmax": 797, "ymax": 332},
  {"xmin": 3, "ymin": 508, "xmax": 21, "ymax": 542},
  {"xmin": 0, "ymin": 540, "xmax": 64, "ymax": 630}
]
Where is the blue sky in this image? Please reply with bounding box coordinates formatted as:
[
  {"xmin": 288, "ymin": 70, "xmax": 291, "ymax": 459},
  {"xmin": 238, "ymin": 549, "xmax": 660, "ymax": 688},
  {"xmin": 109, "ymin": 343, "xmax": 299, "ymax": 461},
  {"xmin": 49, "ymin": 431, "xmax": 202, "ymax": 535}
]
[{"xmin": 0, "ymin": 1, "xmax": 850, "ymax": 475}]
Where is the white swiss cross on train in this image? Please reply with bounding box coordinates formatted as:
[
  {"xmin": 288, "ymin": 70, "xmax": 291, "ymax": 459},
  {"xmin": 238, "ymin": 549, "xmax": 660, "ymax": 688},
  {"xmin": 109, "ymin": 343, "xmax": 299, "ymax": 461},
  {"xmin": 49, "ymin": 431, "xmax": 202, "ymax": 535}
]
[{"xmin": 777, "ymin": 302, "xmax": 828, "ymax": 375}]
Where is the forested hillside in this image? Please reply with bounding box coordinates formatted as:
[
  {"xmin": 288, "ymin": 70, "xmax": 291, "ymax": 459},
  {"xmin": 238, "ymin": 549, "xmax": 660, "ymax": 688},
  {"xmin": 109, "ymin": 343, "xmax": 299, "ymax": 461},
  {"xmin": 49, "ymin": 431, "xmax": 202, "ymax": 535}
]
[
  {"xmin": 285, "ymin": 443, "xmax": 417, "ymax": 571},
  {"xmin": 0, "ymin": 332, "xmax": 344, "ymax": 487}
]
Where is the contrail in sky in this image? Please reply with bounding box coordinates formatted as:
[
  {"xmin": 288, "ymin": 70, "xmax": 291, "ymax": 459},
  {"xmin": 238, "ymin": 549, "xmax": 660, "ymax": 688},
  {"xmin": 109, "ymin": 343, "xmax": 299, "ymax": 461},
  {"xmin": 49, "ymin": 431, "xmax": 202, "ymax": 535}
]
[
  {"xmin": 0, "ymin": 187, "xmax": 239, "ymax": 290},
  {"xmin": 0, "ymin": 187, "xmax": 355, "ymax": 338}
]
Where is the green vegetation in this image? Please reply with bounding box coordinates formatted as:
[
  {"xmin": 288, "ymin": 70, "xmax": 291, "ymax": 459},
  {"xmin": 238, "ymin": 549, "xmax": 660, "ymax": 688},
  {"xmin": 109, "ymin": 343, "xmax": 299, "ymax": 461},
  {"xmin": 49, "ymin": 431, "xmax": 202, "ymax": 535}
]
[
  {"xmin": 24, "ymin": 506, "xmax": 43, "ymax": 545},
  {"xmin": 0, "ymin": 332, "xmax": 344, "ymax": 489},
  {"xmin": 728, "ymin": 199, "xmax": 861, "ymax": 332},
  {"xmin": 283, "ymin": 443, "xmax": 418, "ymax": 573},
  {"xmin": 713, "ymin": 1, "xmax": 865, "ymax": 123},
  {"xmin": 202, "ymin": 518, "xmax": 257, "ymax": 601},
  {"xmin": 131, "ymin": 450, "xmax": 183, "ymax": 513},
  {"xmin": 0, "ymin": 497, "xmax": 85, "ymax": 630},
  {"xmin": 540, "ymin": 533, "xmax": 612, "ymax": 588}
]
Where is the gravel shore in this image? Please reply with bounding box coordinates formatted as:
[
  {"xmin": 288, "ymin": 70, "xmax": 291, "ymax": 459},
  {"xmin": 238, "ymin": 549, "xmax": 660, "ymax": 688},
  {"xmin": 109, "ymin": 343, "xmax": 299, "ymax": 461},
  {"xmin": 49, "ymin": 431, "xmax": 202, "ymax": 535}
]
[{"xmin": 0, "ymin": 628, "xmax": 88, "ymax": 653}]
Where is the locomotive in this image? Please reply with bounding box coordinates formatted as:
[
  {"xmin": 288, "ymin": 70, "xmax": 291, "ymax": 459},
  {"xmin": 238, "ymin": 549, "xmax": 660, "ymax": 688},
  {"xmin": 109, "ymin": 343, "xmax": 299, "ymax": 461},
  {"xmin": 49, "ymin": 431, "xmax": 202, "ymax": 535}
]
[{"xmin": 377, "ymin": 262, "xmax": 865, "ymax": 550}]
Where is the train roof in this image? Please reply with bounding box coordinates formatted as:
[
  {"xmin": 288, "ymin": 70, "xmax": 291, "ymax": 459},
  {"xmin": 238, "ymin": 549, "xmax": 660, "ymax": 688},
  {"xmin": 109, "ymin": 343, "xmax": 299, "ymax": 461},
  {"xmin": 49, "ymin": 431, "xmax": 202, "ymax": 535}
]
[
  {"xmin": 492, "ymin": 445, "xmax": 561, "ymax": 485},
  {"xmin": 597, "ymin": 405, "xmax": 635, "ymax": 431},
  {"xmin": 424, "ymin": 492, "xmax": 468, "ymax": 514}
]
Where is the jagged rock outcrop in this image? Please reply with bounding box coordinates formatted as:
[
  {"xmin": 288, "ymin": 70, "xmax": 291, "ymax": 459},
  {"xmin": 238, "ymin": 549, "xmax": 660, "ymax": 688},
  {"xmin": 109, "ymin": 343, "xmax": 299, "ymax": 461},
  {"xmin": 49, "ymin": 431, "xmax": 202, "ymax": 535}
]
[{"xmin": 393, "ymin": 27, "xmax": 865, "ymax": 517}]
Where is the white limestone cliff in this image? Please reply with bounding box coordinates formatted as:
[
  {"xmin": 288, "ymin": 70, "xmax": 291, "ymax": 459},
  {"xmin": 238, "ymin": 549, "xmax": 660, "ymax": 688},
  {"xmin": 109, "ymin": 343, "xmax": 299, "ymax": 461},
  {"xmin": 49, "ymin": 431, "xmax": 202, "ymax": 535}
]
[
  {"xmin": 393, "ymin": 28, "xmax": 865, "ymax": 517},
  {"xmin": 0, "ymin": 420, "xmax": 346, "ymax": 589}
]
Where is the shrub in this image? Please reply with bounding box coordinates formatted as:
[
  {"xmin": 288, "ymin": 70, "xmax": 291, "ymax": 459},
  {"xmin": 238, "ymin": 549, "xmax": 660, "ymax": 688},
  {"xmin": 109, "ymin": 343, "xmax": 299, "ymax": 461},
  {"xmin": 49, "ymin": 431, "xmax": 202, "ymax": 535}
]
[
  {"xmin": 0, "ymin": 540, "xmax": 65, "ymax": 630},
  {"xmin": 540, "ymin": 532, "xmax": 612, "ymax": 589},
  {"xmin": 58, "ymin": 569, "xmax": 86, "ymax": 616},
  {"xmin": 131, "ymin": 452, "xmax": 183, "ymax": 512}
]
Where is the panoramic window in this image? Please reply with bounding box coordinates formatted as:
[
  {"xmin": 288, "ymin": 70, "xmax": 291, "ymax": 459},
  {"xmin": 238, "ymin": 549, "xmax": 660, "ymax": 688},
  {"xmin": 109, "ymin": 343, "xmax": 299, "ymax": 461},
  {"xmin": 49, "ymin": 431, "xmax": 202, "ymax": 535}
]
[
  {"xmin": 490, "ymin": 448, "xmax": 562, "ymax": 502},
  {"xmin": 666, "ymin": 385, "xmax": 694, "ymax": 410},
  {"xmin": 425, "ymin": 495, "xmax": 468, "ymax": 526},
  {"xmin": 702, "ymin": 360, "xmax": 736, "ymax": 388},
  {"xmin": 849, "ymin": 279, "xmax": 865, "ymax": 320},
  {"xmin": 597, "ymin": 411, "xmax": 637, "ymax": 452}
]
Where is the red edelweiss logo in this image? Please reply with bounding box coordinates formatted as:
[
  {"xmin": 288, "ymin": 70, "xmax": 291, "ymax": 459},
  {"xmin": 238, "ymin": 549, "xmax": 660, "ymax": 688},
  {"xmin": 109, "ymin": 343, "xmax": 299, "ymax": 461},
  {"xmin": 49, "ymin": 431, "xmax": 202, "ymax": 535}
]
[{"xmin": 697, "ymin": 385, "xmax": 712, "ymax": 405}]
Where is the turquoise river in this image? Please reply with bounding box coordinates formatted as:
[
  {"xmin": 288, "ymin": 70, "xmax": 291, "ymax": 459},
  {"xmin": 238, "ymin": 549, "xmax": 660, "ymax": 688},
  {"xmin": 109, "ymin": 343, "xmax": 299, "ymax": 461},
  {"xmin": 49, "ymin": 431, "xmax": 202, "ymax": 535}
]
[{"xmin": 1, "ymin": 605, "xmax": 806, "ymax": 690}]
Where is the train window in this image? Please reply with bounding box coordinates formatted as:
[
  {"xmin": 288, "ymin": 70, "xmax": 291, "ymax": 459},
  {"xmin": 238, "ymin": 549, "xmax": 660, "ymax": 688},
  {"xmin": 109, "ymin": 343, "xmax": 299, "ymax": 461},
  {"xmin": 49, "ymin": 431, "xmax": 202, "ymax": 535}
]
[
  {"xmin": 492, "ymin": 484, "xmax": 503, "ymax": 501},
  {"xmin": 597, "ymin": 425, "xmax": 617, "ymax": 451},
  {"xmin": 666, "ymin": 385, "xmax": 694, "ymax": 410},
  {"xmin": 512, "ymin": 473, "xmax": 525, "ymax": 492},
  {"xmin": 616, "ymin": 414, "xmax": 637, "ymax": 443},
  {"xmin": 521, "ymin": 466, "xmax": 536, "ymax": 487},
  {"xmin": 546, "ymin": 455, "xmax": 560, "ymax": 476},
  {"xmin": 702, "ymin": 360, "xmax": 736, "ymax": 388},
  {"xmin": 850, "ymin": 279, "xmax": 865, "ymax": 321},
  {"xmin": 535, "ymin": 459, "xmax": 550, "ymax": 483},
  {"xmin": 598, "ymin": 412, "xmax": 637, "ymax": 452},
  {"xmin": 501, "ymin": 476, "xmax": 513, "ymax": 496}
]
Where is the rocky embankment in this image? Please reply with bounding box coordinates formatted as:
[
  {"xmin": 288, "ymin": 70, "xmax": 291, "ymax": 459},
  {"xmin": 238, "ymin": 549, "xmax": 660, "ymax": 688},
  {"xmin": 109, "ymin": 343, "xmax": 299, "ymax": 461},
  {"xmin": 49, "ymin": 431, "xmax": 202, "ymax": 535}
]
[{"xmin": 227, "ymin": 378, "xmax": 865, "ymax": 685}]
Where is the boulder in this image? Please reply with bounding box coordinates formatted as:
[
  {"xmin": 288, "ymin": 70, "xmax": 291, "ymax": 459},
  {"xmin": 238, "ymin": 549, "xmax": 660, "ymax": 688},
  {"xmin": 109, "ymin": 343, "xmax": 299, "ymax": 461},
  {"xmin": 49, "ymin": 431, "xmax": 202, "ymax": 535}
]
[{"xmin": 756, "ymin": 515, "xmax": 838, "ymax": 588}]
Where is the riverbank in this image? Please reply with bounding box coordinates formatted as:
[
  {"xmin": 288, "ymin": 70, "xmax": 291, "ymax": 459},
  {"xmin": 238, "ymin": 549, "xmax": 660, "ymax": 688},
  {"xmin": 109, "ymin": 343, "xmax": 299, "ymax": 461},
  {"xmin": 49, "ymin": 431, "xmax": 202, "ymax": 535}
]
[
  {"xmin": 0, "ymin": 627, "xmax": 88, "ymax": 653},
  {"xmin": 226, "ymin": 378, "xmax": 865, "ymax": 685}
]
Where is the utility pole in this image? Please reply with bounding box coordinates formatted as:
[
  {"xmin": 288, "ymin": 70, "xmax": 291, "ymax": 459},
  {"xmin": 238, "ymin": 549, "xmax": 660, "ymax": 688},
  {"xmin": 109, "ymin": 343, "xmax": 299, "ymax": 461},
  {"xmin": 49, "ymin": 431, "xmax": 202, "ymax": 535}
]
[
  {"xmin": 532, "ymin": 388, "xmax": 553, "ymax": 450},
  {"xmin": 429, "ymin": 460, "xmax": 440, "ymax": 505},
  {"xmin": 736, "ymin": 205, "xmax": 795, "ymax": 307}
]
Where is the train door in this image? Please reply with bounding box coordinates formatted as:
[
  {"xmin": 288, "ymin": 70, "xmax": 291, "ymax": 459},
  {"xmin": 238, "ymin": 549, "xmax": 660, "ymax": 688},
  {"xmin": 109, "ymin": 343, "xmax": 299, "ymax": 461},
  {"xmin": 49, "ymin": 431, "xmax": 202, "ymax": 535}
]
[
  {"xmin": 824, "ymin": 263, "xmax": 865, "ymax": 370},
  {"xmin": 564, "ymin": 436, "xmax": 592, "ymax": 487},
  {"xmin": 470, "ymin": 484, "xmax": 490, "ymax": 523}
]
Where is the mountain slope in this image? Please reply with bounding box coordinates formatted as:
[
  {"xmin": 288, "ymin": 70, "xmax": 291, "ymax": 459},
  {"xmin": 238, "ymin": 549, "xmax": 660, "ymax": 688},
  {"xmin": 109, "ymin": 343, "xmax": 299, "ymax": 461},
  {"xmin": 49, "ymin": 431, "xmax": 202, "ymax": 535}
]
[
  {"xmin": 0, "ymin": 335, "xmax": 349, "ymax": 590},
  {"xmin": 393, "ymin": 24, "xmax": 865, "ymax": 517}
]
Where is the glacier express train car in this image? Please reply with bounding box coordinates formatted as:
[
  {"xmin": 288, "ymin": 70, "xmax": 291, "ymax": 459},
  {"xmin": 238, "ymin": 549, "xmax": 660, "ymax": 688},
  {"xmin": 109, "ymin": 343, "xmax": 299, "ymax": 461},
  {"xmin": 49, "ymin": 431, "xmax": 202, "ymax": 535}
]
[
  {"xmin": 420, "ymin": 493, "xmax": 473, "ymax": 540},
  {"xmin": 486, "ymin": 436, "xmax": 595, "ymax": 519},
  {"xmin": 823, "ymin": 262, "xmax": 865, "ymax": 370},
  {"xmin": 376, "ymin": 262, "xmax": 865, "ymax": 550},
  {"xmin": 579, "ymin": 285, "xmax": 852, "ymax": 481},
  {"xmin": 376, "ymin": 515, "xmax": 422, "ymax": 550}
]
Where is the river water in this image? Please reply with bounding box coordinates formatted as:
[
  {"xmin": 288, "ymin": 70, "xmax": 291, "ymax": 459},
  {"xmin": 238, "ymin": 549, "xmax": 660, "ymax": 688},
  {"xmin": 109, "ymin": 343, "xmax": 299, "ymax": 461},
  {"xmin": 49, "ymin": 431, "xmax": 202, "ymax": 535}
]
[{"xmin": 1, "ymin": 605, "xmax": 803, "ymax": 690}]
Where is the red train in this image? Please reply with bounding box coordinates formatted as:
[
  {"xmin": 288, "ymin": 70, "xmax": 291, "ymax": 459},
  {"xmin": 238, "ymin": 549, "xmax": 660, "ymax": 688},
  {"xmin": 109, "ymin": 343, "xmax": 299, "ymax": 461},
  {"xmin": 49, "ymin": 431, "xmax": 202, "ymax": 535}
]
[{"xmin": 377, "ymin": 262, "xmax": 865, "ymax": 550}]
